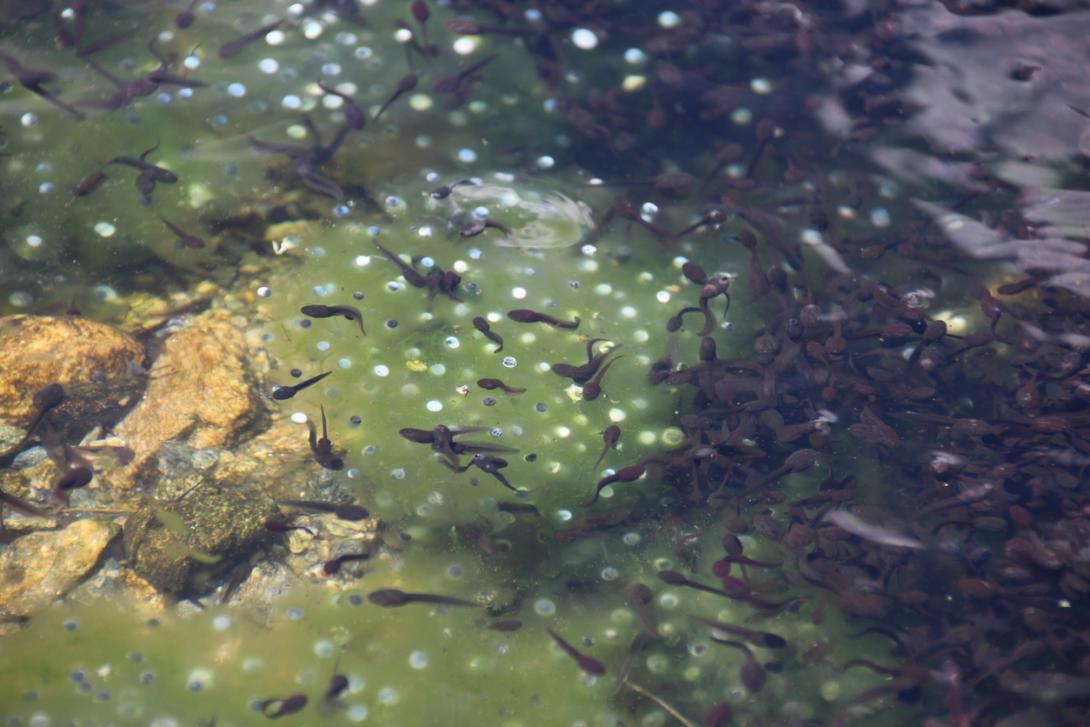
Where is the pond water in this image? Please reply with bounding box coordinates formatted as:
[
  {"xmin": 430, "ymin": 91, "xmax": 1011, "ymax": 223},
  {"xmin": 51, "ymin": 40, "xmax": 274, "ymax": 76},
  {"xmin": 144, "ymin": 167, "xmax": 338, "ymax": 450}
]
[{"xmin": 2, "ymin": 1, "xmax": 1090, "ymax": 726}]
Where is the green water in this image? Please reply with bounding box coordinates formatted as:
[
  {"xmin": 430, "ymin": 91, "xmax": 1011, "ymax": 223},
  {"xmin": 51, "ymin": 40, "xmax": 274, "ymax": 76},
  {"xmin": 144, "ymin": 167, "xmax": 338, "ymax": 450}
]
[{"xmin": 4, "ymin": 1, "xmax": 1090, "ymax": 726}]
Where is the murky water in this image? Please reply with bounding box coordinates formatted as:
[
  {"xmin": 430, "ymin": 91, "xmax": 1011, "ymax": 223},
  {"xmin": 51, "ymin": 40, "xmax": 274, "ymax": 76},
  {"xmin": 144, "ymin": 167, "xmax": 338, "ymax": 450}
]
[{"xmin": 2, "ymin": 1, "xmax": 1090, "ymax": 725}]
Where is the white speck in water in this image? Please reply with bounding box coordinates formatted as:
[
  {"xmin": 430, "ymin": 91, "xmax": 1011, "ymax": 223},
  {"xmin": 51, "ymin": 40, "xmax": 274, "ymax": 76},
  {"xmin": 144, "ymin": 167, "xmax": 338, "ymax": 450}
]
[
  {"xmin": 571, "ymin": 28, "xmax": 598, "ymax": 50},
  {"xmin": 408, "ymin": 651, "xmax": 428, "ymax": 669},
  {"xmin": 313, "ymin": 640, "xmax": 336, "ymax": 658},
  {"xmin": 291, "ymin": 412, "xmax": 307, "ymax": 424},
  {"xmin": 227, "ymin": 82, "xmax": 246, "ymax": 97},
  {"xmin": 212, "ymin": 615, "xmax": 230, "ymax": 631},
  {"xmin": 501, "ymin": 356, "xmax": 517, "ymax": 369},
  {"xmin": 751, "ymin": 77, "xmax": 772, "ymax": 94},
  {"xmin": 426, "ymin": 400, "xmax": 443, "ymax": 412},
  {"xmin": 658, "ymin": 10, "xmax": 681, "ymax": 28},
  {"xmin": 373, "ymin": 365, "xmax": 390, "ymax": 377},
  {"xmin": 259, "ymin": 58, "xmax": 279, "ymax": 74},
  {"xmin": 452, "ymin": 37, "xmax": 477, "ymax": 55},
  {"xmin": 94, "ymin": 221, "xmax": 116, "ymax": 238}
]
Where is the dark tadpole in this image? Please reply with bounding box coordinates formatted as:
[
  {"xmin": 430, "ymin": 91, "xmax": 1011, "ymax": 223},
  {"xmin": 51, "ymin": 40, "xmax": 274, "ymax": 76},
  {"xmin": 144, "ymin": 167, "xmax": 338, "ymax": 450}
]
[
  {"xmin": 55, "ymin": 466, "xmax": 93, "ymax": 492},
  {"xmin": 255, "ymin": 693, "xmax": 307, "ymax": 719},
  {"xmin": 28, "ymin": 383, "xmax": 65, "ymax": 434},
  {"xmin": 1, "ymin": 489, "xmax": 50, "ymax": 518},
  {"xmin": 317, "ymin": 81, "xmax": 366, "ymax": 130},
  {"xmin": 75, "ymin": 29, "xmax": 135, "ymax": 56},
  {"xmin": 626, "ymin": 583, "xmax": 660, "ymax": 639},
  {"xmin": 307, "ymin": 405, "xmax": 344, "ymax": 470},
  {"xmin": 367, "ymin": 588, "xmax": 477, "ymax": 608},
  {"xmin": 325, "ymin": 668, "xmax": 349, "ymax": 701},
  {"xmin": 218, "ymin": 19, "xmax": 283, "ymax": 60},
  {"xmin": 411, "ymin": 0, "xmax": 431, "ymax": 40},
  {"xmin": 158, "ymin": 215, "xmax": 206, "ymax": 249},
  {"xmin": 279, "ymin": 499, "xmax": 368, "ymax": 520},
  {"xmin": 487, "ymin": 619, "xmax": 522, "ymax": 632},
  {"xmin": 477, "ymin": 377, "xmax": 525, "ymax": 394},
  {"xmin": 433, "ymin": 53, "xmax": 498, "ymax": 94},
  {"xmin": 689, "ymin": 616, "xmax": 787, "ymax": 649},
  {"xmin": 372, "ymin": 239, "xmax": 429, "ymax": 288},
  {"xmin": 496, "ymin": 501, "xmax": 540, "ymax": 516},
  {"xmin": 373, "ymin": 74, "xmax": 418, "ymax": 121},
  {"xmin": 263, "ymin": 517, "xmax": 315, "ymax": 536},
  {"xmin": 507, "ymin": 309, "xmax": 580, "ymax": 330},
  {"xmin": 300, "ymin": 304, "xmax": 366, "ymax": 336},
  {"xmin": 323, "ymin": 551, "xmax": 371, "ymax": 575},
  {"xmin": 710, "ymin": 638, "xmax": 766, "ymax": 694},
  {"xmin": 430, "ymin": 179, "xmax": 475, "ymax": 199},
  {"xmin": 472, "ymin": 316, "xmax": 504, "ymax": 352},
  {"xmin": 582, "ymin": 354, "xmax": 624, "ymax": 402},
  {"xmin": 705, "ymin": 702, "xmax": 733, "ymax": 727},
  {"xmin": 459, "ymin": 218, "xmax": 512, "ymax": 240},
  {"xmin": 271, "ymin": 370, "xmax": 331, "ymax": 401},
  {"xmin": 174, "ymin": 0, "xmax": 199, "ymax": 28},
  {"xmin": 552, "ymin": 338, "xmax": 619, "ymax": 384},
  {"xmin": 0, "ymin": 51, "xmax": 85, "ymax": 119},
  {"xmin": 593, "ymin": 425, "xmax": 621, "ymax": 471},
  {"xmin": 586, "ymin": 463, "xmax": 646, "ymax": 505},
  {"xmin": 73, "ymin": 169, "xmax": 108, "ymax": 197},
  {"xmin": 547, "ymin": 628, "xmax": 606, "ymax": 676}
]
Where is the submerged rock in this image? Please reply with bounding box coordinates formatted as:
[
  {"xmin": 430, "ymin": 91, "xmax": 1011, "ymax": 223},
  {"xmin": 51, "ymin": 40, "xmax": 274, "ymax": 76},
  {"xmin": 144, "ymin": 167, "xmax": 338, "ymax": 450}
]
[
  {"xmin": 113, "ymin": 312, "xmax": 266, "ymax": 488},
  {"xmin": 123, "ymin": 478, "xmax": 278, "ymax": 595},
  {"xmin": 0, "ymin": 315, "xmax": 144, "ymax": 436},
  {"xmin": 0, "ymin": 518, "xmax": 119, "ymax": 625}
]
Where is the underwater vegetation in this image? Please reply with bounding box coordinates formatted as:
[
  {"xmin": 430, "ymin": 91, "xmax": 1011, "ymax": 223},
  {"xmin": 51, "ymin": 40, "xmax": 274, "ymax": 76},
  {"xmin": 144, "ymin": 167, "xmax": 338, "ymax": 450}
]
[{"xmin": 3, "ymin": 0, "xmax": 1090, "ymax": 726}]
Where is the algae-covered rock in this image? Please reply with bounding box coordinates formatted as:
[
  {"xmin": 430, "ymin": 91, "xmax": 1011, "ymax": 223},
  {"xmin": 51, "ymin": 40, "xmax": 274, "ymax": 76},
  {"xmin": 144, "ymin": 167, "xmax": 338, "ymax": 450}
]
[
  {"xmin": 123, "ymin": 479, "xmax": 278, "ymax": 595},
  {"xmin": 0, "ymin": 314, "xmax": 144, "ymax": 432},
  {"xmin": 0, "ymin": 518, "xmax": 119, "ymax": 622},
  {"xmin": 113, "ymin": 312, "xmax": 267, "ymax": 488}
]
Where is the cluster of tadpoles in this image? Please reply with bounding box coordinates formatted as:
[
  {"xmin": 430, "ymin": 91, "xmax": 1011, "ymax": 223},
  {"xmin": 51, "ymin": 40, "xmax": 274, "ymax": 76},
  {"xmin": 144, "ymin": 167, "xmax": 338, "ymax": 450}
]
[
  {"xmin": 407, "ymin": 2, "xmax": 1090, "ymax": 721},
  {"xmin": 0, "ymin": 382, "xmax": 137, "ymax": 524},
  {"xmin": 9, "ymin": 0, "xmax": 1090, "ymax": 722}
]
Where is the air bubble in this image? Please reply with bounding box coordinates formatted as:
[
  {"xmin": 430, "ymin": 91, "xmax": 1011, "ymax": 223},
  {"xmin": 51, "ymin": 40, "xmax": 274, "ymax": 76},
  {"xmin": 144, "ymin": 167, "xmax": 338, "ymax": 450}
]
[{"xmin": 533, "ymin": 598, "xmax": 557, "ymax": 615}]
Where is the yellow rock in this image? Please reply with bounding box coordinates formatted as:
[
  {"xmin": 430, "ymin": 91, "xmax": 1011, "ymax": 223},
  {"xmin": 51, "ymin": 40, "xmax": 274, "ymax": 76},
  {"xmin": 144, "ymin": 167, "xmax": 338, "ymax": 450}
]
[
  {"xmin": 0, "ymin": 315, "xmax": 144, "ymax": 430},
  {"xmin": 0, "ymin": 518, "xmax": 119, "ymax": 620},
  {"xmin": 112, "ymin": 312, "xmax": 266, "ymax": 488}
]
